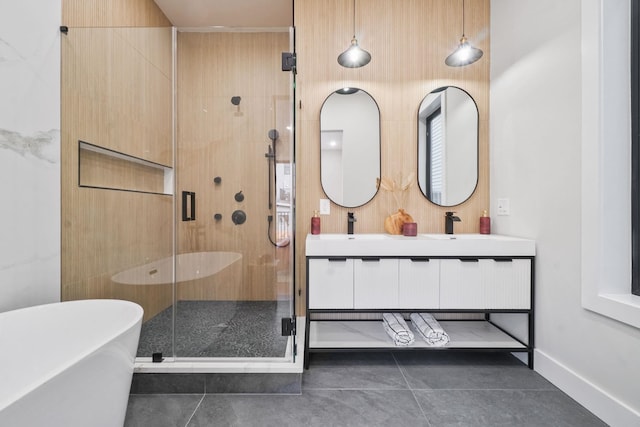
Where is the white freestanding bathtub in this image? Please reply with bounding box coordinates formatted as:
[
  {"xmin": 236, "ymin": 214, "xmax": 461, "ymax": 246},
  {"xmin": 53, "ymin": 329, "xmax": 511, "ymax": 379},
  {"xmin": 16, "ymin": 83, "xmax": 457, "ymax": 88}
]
[{"xmin": 0, "ymin": 299, "xmax": 143, "ymax": 427}]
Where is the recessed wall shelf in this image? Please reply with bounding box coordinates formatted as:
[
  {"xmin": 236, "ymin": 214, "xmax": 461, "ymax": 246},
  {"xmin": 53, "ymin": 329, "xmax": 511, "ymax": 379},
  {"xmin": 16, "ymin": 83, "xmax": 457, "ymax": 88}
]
[{"xmin": 78, "ymin": 141, "xmax": 173, "ymax": 195}]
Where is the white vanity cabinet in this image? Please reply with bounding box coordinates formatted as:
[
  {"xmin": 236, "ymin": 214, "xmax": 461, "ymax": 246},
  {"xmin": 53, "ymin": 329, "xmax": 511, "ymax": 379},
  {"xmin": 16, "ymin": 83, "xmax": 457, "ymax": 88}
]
[{"xmin": 304, "ymin": 233, "xmax": 536, "ymax": 370}]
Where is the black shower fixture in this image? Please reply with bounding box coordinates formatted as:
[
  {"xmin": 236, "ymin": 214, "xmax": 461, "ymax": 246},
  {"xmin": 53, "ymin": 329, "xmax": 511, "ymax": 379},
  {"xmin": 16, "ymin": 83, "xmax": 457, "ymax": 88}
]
[
  {"xmin": 232, "ymin": 210, "xmax": 247, "ymax": 225},
  {"xmin": 231, "ymin": 96, "xmax": 241, "ymax": 106},
  {"xmin": 266, "ymin": 128, "xmax": 281, "ymax": 247}
]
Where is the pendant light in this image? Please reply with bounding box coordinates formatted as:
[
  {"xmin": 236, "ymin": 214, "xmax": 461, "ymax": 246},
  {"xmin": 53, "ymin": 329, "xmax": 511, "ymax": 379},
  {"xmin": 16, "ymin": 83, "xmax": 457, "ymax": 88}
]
[
  {"xmin": 337, "ymin": 0, "xmax": 371, "ymax": 68},
  {"xmin": 445, "ymin": 0, "xmax": 483, "ymax": 67}
]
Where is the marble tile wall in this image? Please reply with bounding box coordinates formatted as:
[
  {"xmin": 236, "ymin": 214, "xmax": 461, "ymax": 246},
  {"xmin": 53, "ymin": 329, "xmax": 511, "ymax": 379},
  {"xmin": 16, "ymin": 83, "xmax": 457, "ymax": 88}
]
[{"xmin": 0, "ymin": 1, "xmax": 61, "ymax": 312}]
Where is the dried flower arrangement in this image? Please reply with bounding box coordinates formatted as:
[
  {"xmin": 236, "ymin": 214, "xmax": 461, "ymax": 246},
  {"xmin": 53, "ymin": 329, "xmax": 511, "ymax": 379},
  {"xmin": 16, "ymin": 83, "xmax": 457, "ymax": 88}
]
[{"xmin": 378, "ymin": 172, "xmax": 416, "ymax": 235}]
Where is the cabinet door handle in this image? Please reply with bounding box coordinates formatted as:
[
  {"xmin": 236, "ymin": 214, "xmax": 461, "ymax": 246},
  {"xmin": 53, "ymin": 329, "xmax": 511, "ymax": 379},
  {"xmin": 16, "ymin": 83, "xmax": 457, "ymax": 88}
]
[
  {"xmin": 327, "ymin": 257, "xmax": 347, "ymax": 262},
  {"xmin": 460, "ymin": 258, "xmax": 479, "ymax": 262},
  {"xmin": 361, "ymin": 257, "xmax": 381, "ymax": 262},
  {"xmin": 493, "ymin": 258, "xmax": 513, "ymax": 262},
  {"xmin": 410, "ymin": 258, "xmax": 430, "ymax": 262}
]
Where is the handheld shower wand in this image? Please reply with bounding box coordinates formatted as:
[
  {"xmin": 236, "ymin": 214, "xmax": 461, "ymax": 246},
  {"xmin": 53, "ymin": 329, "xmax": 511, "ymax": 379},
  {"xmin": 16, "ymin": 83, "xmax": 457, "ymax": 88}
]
[{"xmin": 265, "ymin": 129, "xmax": 282, "ymax": 247}]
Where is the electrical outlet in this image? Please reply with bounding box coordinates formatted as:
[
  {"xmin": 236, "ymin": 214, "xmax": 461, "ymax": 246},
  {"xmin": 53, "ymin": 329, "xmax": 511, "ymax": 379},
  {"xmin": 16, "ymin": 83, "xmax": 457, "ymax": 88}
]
[
  {"xmin": 319, "ymin": 199, "xmax": 330, "ymax": 215},
  {"xmin": 497, "ymin": 198, "xmax": 510, "ymax": 216}
]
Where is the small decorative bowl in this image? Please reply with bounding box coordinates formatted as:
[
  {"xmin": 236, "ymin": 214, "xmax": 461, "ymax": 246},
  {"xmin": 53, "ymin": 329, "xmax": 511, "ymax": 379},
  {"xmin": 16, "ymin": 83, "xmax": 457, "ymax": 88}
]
[{"xmin": 402, "ymin": 222, "xmax": 417, "ymax": 237}]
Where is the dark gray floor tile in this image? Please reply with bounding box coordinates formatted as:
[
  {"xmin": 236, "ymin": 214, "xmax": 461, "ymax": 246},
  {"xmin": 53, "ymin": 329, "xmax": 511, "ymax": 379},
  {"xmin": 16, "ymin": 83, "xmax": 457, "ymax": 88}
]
[
  {"xmin": 205, "ymin": 373, "xmax": 301, "ymax": 394},
  {"xmin": 124, "ymin": 394, "xmax": 203, "ymax": 427},
  {"xmin": 131, "ymin": 373, "xmax": 206, "ymax": 394},
  {"xmin": 395, "ymin": 352, "xmax": 555, "ymax": 390},
  {"xmin": 188, "ymin": 390, "xmax": 429, "ymax": 427},
  {"xmin": 303, "ymin": 354, "xmax": 407, "ymax": 390},
  {"xmin": 413, "ymin": 389, "xmax": 607, "ymax": 427}
]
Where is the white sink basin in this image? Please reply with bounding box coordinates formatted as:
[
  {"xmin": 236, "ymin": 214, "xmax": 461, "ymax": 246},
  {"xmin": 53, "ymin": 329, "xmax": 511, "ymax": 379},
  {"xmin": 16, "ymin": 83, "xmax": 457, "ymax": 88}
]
[
  {"xmin": 314, "ymin": 234, "xmax": 390, "ymax": 240},
  {"xmin": 422, "ymin": 233, "xmax": 509, "ymax": 240},
  {"xmin": 306, "ymin": 233, "xmax": 535, "ymax": 257}
]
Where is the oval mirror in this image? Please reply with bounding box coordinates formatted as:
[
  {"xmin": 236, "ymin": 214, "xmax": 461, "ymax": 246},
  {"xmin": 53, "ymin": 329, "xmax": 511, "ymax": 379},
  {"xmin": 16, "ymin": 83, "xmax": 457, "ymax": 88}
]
[
  {"xmin": 320, "ymin": 88, "xmax": 381, "ymax": 207},
  {"xmin": 417, "ymin": 86, "xmax": 478, "ymax": 206}
]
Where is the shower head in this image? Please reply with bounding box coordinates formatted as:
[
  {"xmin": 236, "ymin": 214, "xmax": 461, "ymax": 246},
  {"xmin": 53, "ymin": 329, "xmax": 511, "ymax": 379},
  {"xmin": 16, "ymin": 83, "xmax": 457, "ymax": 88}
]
[
  {"xmin": 268, "ymin": 129, "xmax": 279, "ymax": 142},
  {"xmin": 231, "ymin": 96, "xmax": 241, "ymax": 106}
]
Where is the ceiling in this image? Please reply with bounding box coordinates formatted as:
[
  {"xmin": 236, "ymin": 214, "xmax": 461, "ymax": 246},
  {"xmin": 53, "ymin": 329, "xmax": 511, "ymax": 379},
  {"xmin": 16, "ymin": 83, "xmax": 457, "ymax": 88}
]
[{"xmin": 153, "ymin": 0, "xmax": 293, "ymax": 28}]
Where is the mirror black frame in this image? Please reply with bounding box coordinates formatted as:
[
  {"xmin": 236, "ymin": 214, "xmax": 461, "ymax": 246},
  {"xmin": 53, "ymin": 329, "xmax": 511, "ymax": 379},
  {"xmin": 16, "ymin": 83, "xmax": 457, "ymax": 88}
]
[{"xmin": 417, "ymin": 86, "xmax": 479, "ymax": 207}]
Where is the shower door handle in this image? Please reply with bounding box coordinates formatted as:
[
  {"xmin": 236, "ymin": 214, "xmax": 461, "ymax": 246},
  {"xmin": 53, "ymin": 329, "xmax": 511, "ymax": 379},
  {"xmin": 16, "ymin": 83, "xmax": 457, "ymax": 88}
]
[{"xmin": 182, "ymin": 191, "xmax": 196, "ymax": 221}]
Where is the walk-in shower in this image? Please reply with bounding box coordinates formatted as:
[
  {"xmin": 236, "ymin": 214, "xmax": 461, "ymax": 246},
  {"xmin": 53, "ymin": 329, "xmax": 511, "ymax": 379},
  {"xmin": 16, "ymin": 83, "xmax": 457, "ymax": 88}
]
[{"xmin": 61, "ymin": 24, "xmax": 297, "ymax": 371}]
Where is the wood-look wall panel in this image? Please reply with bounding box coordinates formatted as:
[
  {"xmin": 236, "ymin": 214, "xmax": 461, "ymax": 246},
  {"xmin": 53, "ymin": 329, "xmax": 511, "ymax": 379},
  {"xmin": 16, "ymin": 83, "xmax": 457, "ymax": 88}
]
[
  {"xmin": 63, "ymin": 28, "xmax": 173, "ymax": 165},
  {"xmin": 62, "ymin": 0, "xmax": 172, "ymax": 28},
  {"xmin": 294, "ymin": 0, "xmax": 490, "ymax": 315},
  {"xmin": 61, "ymin": 25, "xmax": 174, "ymax": 320},
  {"xmin": 177, "ymin": 31, "xmax": 293, "ymax": 301}
]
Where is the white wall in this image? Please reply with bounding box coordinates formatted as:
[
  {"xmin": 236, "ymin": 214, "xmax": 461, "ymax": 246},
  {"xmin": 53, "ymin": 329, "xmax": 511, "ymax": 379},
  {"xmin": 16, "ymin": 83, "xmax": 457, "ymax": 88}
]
[
  {"xmin": 491, "ymin": 0, "xmax": 640, "ymax": 425},
  {"xmin": 0, "ymin": 1, "xmax": 61, "ymax": 312}
]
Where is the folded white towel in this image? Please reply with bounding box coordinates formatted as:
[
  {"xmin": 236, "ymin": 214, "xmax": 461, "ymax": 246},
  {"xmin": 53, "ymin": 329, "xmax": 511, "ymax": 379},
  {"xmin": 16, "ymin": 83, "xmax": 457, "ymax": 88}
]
[
  {"xmin": 382, "ymin": 313, "xmax": 415, "ymax": 346},
  {"xmin": 410, "ymin": 313, "xmax": 450, "ymax": 347}
]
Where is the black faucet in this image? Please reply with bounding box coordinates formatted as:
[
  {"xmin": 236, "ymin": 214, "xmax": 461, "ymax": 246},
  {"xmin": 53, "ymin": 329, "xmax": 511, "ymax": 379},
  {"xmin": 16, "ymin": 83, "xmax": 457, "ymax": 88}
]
[
  {"xmin": 347, "ymin": 212, "xmax": 356, "ymax": 234},
  {"xmin": 445, "ymin": 211, "xmax": 461, "ymax": 234}
]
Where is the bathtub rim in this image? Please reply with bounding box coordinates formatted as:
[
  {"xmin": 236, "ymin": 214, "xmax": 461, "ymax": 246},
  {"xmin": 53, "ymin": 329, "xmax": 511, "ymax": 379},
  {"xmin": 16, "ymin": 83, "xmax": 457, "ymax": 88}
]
[{"xmin": 0, "ymin": 299, "xmax": 143, "ymax": 411}]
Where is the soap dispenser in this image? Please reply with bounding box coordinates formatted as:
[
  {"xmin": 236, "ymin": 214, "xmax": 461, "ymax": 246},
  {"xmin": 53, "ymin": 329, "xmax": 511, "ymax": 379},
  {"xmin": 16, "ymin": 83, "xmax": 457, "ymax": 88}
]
[
  {"xmin": 479, "ymin": 210, "xmax": 491, "ymax": 234},
  {"xmin": 311, "ymin": 210, "xmax": 321, "ymax": 235}
]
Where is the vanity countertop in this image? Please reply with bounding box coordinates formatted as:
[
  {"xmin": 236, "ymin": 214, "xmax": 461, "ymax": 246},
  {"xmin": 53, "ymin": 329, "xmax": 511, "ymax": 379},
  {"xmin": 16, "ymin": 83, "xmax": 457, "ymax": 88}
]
[{"xmin": 306, "ymin": 233, "xmax": 535, "ymax": 257}]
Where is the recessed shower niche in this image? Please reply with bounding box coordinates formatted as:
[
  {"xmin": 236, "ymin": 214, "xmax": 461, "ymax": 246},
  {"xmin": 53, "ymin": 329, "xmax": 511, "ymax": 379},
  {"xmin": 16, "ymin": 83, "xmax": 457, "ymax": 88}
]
[{"xmin": 78, "ymin": 141, "xmax": 173, "ymax": 195}]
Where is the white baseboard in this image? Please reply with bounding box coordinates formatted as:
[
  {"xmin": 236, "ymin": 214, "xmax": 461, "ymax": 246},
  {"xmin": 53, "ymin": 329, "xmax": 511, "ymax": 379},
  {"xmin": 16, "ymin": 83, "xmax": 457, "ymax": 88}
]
[{"xmin": 535, "ymin": 349, "xmax": 640, "ymax": 427}]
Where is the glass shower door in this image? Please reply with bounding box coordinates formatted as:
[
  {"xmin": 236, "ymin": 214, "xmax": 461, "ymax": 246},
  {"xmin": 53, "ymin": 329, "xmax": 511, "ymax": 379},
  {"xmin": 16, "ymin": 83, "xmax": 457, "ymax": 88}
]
[{"xmin": 173, "ymin": 28, "xmax": 295, "ymax": 360}]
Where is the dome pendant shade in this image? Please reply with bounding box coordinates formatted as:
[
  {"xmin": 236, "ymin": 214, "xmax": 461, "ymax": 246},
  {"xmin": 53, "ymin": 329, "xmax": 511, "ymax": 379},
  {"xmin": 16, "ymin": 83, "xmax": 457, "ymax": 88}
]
[
  {"xmin": 445, "ymin": 0, "xmax": 483, "ymax": 67},
  {"xmin": 337, "ymin": 37, "xmax": 372, "ymax": 68},
  {"xmin": 445, "ymin": 36, "xmax": 483, "ymax": 67}
]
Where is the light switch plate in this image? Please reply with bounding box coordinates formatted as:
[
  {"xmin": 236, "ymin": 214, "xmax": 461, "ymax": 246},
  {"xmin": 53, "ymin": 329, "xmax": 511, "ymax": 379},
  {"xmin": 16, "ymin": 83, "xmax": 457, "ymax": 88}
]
[
  {"xmin": 497, "ymin": 198, "xmax": 510, "ymax": 216},
  {"xmin": 319, "ymin": 199, "xmax": 330, "ymax": 215}
]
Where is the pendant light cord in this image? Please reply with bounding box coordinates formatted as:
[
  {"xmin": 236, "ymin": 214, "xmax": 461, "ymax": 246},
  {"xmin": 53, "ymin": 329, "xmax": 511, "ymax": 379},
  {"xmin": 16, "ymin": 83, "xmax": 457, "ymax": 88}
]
[
  {"xmin": 352, "ymin": 0, "xmax": 357, "ymax": 39},
  {"xmin": 462, "ymin": 0, "xmax": 466, "ymax": 38}
]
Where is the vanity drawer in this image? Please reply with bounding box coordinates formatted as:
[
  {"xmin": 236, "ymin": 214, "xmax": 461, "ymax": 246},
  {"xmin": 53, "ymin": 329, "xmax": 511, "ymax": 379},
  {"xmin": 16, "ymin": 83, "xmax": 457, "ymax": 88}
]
[
  {"xmin": 353, "ymin": 258, "xmax": 398, "ymax": 309},
  {"xmin": 440, "ymin": 258, "xmax": 483, "ymax": 309},
  {"xmin": 397, "ymin": 258, "xmax": 440, "ymax": 309},
  {"xmin": 440, "ymin": 258, "xmax": 531, "ymax": 309},
  {"xmin": 482, "ymin": 258, "xmax": 531, "ymax": 309},
  {"xmin": 308, "ymin": 258, "xmax": 354, "ymax": 309}
]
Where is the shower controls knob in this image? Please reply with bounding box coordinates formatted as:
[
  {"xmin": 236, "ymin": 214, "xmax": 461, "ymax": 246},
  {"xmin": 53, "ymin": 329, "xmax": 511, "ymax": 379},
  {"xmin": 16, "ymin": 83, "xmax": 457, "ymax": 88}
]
[
  {"xmin": 231, "ymin": 210, "xmax": 246, "ymax": 225},
  {"xmin": 214, "ymin": 213, "xmax": 222, "ymax": 221},
  {"xmin": 234, "ymin": 191, "xmax": 244, "ymax": 202}
]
